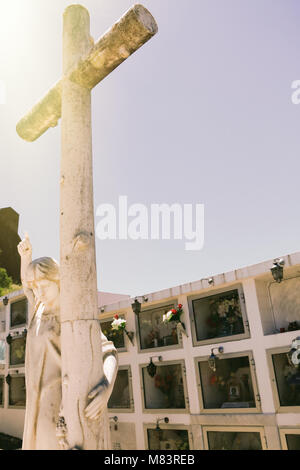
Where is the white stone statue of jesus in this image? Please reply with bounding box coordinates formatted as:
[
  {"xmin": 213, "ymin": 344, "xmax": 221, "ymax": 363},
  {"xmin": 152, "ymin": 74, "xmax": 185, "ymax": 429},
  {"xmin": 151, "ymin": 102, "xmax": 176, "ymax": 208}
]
[{"xmin": 18, "ymin": 234, "xmax": 118, "ymax": 450}]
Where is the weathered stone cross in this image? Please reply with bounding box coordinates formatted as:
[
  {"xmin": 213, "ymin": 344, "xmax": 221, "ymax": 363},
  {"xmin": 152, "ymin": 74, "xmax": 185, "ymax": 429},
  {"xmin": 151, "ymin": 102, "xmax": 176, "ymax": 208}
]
[{"xmin": 16, "ymin": 4, "xmax": 157, "ymax": 449}]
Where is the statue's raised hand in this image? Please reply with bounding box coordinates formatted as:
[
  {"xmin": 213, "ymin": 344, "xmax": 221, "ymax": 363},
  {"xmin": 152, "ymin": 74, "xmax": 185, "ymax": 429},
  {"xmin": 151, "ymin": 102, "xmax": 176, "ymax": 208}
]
[
  {"xmin": 84, "ymin": 377, "xmax": 111, "ymax": 421},
  {"xmin": 18, "ymin": 232, "xmax": 32, "ymax": 259}
]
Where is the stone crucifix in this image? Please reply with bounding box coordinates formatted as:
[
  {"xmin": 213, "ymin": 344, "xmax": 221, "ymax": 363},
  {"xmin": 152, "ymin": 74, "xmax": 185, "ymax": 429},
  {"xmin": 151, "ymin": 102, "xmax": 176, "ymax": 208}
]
[{"xmin": 16, "ymin": 4, "xmax": 157, "ymax": 450}]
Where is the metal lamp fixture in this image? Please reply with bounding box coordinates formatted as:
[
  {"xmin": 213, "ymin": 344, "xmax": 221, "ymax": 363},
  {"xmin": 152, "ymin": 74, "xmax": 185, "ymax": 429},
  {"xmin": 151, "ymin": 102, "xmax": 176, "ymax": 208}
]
[
  {"xmin": 271, "ymin": 258, "xmax": 285, "ymax": 283},
  {"xmin": 6, "ymin": 334, "xmax": 12, "ymax": 345},
  {"xmin": 109, "ymin": 416, "xmax": 118, "ymax": 431},
  {"xmin": 131, "ymin": 298, "xmax": 141, "ymax": 315},
  {"xmin": 3, "ymin": 297, "xmax": 8, "ymax": 306},
  {"xmin": 208, "ymin": 347, "xmax": 224, "ymax": 372},
  {"xmin": 5, "ymin": 374, "xmax": 11, "ymax": 386},
  {"xmin": 147, "ymin": 356, "xmax": 162, "ymax": 378},
  {"xmin": 156, "ymin": 417, "xmax": 169, "ymax": 439}
]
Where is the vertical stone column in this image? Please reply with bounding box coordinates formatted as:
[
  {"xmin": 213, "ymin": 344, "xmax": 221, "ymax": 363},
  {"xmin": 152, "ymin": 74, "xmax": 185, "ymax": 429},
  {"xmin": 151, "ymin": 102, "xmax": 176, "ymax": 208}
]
[{"xmin": 60, "ymin": 5, "xmax": 104, "ymax": 449}]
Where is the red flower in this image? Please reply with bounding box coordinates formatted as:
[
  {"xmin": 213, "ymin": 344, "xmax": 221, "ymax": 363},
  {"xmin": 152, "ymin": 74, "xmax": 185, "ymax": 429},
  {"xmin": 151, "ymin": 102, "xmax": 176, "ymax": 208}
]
[
  {"xmin": 178, "ymin": 304, "xmax": 183, "ymax": 309},
  {"xmin": 171, "ymin": 309, "xmax": 177, "ymax": 314},
  {"xmin": 114, "ymin": 314, "xmax": 119, "ymax": 320}
]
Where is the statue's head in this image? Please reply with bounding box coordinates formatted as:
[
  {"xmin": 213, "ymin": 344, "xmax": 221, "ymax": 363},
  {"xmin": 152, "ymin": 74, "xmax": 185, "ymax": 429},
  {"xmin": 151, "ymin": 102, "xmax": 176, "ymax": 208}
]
[{"xmin": 25, "ymin": 257, "xmax": 60, "ymax": 308}]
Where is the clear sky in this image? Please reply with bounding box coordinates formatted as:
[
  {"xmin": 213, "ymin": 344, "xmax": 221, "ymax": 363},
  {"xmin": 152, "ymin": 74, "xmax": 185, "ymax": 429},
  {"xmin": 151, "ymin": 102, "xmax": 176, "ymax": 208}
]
[{"xmin": 0, "ymin": 0, "xmax": 300, "ymax": 297}]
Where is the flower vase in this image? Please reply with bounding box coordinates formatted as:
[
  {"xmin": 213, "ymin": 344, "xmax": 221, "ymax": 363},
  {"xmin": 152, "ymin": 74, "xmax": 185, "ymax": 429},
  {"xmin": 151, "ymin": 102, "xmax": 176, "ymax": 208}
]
[
  {"xmin": 177, "ymin": 321, "xmax": 188, "ymax": 337},
  {"xmin": 124, "ymin": 328, "xmax": 134, "ymax": 346}
]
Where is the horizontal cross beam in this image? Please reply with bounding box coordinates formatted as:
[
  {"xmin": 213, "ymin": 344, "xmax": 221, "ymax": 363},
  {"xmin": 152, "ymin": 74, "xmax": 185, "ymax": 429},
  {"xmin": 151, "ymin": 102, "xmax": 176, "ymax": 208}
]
[{"xmin": 16, "ymin": 4, "xmax": 157, "ymax": 142}]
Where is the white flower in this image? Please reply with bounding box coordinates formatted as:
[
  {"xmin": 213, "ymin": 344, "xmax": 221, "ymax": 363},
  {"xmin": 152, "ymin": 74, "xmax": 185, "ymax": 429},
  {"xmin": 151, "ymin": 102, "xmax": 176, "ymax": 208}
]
[{"xmin": 111, "ymin": 318, "xmax": 126, "ymax": 330}]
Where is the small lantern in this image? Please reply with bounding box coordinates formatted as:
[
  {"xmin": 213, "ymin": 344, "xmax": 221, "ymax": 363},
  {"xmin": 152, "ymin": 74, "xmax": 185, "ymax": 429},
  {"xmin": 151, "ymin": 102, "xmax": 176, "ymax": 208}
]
[
  {"xmin": 271, "ymin": 258, "xmax": 284, "ymax": 283},
  {"xmin": 131, "ymin": 298, "xmax": 141, "ymax": 315},
  {"xmin": 147, "ymin": 358, "xmax": 157, "ymax": 378},
  {"xmin": 147, "ymin": 356, "xmax": 162, "ymax": 378},
  {"xmin": 3, "ymin": 297, "xmax": 8, "ymax": 306},
  {"xmin": 208, "ymin": 347, "xmax": 224, "ymax": 372},
  {"xmin": 6, "ymin": 334, "xmax": 12, "ymax": 345}
]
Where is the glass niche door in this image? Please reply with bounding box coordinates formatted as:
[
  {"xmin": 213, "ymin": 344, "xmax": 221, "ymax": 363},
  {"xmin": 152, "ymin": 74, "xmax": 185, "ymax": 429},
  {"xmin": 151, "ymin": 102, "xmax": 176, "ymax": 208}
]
[
  {"xmin": 203, "ymin": 426, "xmax": 266, "ymax": 450},
  {"xmin": 10, "ymin": 298, "xmax": 28, "ymax": 329},
  {"xmin": 108, "ymin": 366, "xmax": 134, "ymax": 412},
  {"xmin": 280, "ymin": 429, "xmax": 300, "ymax": 450},
  {"xmin": 141, "ymin": 360, "xmax": 188, "ymax": 412},
  {"xmin": 100, "ymin": 318, "xmax": 126, "ymax": 351},
  {"xmin": 0, "ymin": 376, "xmax": 4, "ymax": 406},
  {"xmin": 267, "ymin": 347, "xmax": 300, "ymax": 412},
  {"xmin": 189, "ymin": 286, "xmax": 249, "ymax": 346},
  {"xmin": 8, "ymin": 375, "xmax": 26, "ymax": 408},
  {"xmin": 146, "ymin": 427, "xmax": 190, "ymax": 450},
  {"xmin": 196, "ymin": 352, "xmax": 261, "ymax": 412},
  {"xmin": 137, "ymin": 303, "xmax": 181, "ymax": 351},
  {"xmin": 9, "ymin": 334, "xmax": 26, "ymax": 367}
]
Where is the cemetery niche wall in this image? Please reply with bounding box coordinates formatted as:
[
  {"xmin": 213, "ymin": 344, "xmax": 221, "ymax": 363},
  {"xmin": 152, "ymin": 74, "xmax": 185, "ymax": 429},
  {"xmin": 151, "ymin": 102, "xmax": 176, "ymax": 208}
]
[
  {"xmin": 189, "ymin": 286, "xmax": 249, "ymax": 346},
  {"xmin": 110, "ymin": 422, "xmax": 137, "ymax": 450}
]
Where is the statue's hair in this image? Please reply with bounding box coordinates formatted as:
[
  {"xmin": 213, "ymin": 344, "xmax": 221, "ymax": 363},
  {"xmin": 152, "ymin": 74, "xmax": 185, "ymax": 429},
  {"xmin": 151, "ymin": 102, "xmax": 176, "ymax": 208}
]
[{"xmin": 25, "ymin": 257, "xmax": 60, "ymax": 286}]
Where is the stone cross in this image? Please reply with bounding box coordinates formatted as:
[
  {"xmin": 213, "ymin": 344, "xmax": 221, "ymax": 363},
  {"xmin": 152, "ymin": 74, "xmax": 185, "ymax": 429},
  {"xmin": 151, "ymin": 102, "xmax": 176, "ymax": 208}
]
[{"xmin": 16, "ymin": 4, "xmax": 157, "ymax": 450}]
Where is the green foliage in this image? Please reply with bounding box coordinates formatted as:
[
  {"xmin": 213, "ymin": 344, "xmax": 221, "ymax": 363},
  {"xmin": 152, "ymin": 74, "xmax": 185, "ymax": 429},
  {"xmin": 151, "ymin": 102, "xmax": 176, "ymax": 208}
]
[{"xmin": 0, "ymin": 267, "xmax": 12, "ymax": 296}]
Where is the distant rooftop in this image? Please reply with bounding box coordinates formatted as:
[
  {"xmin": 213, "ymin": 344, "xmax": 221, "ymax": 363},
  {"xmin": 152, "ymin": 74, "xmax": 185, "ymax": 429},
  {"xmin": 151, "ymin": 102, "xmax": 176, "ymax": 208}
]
[{"xmin": 98, "ymin": 291, "xmax": 130, "ymax": 307}]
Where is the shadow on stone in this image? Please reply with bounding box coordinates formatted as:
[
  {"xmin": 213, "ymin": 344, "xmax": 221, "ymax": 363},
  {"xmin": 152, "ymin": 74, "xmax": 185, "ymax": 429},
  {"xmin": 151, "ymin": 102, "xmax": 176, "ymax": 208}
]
[{"xmin": 0, "ymin": 432, "xmax": 22, "ymax": 450}]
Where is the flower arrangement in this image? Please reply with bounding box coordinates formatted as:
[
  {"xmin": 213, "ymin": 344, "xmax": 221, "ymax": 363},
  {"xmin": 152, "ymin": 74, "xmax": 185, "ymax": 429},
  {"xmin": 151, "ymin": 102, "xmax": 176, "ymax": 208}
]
[
  {"xmin": 111, "ymin": 315, "xmax": 134, "ymax": 345},
  {"xmin": 206, "ymin": 292, "xmax": 243, "ymax": 338},
  {"xmin": 154, "ymin": 373, "xmax": 173, "ymax": 395},
  {"xmin": 162, "ymin": 304, "xmax": 187, "ymax": 335}
]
